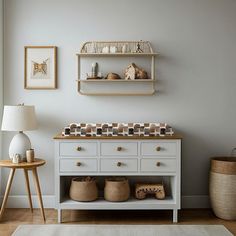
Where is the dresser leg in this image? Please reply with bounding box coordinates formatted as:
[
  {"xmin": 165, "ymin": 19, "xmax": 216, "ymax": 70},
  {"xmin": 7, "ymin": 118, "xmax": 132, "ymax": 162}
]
[
  {"xmin": 173, "ymin": 209, "xmax": 178, "ymax": 223},
  {"xmin": 0, "ymin": 168, "xmax": 15, "ymax": 220},
  {"xmin": 58, "ymin": 209, "xmax": 62, "ymax": 223}
]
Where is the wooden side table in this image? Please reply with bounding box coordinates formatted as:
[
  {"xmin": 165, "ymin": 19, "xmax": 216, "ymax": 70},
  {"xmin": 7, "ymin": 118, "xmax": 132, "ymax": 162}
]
[{"xmin": 0, "ymin": 158, "xmax": 46, "ymax": 221}]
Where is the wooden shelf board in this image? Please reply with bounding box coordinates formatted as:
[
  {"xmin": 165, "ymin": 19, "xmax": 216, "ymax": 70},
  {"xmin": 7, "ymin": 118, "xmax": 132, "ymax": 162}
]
[
  {"xmin": 60, "ymin": 197, "xmax": 176, "ymax": 210},
  {"xmin": 77, "ymin": 79, "xmax": 155, "ymax": 83},
  {"xmin": 78, "ymin": 91, "xmax": 155, "ymax": 96},
  {"xmin": 59, "ymin": 172, "xmax": 177, "ymax": 177},
  {"xmin": 77, "ymin": 53, "xmax": 159, "ymax": 57}
]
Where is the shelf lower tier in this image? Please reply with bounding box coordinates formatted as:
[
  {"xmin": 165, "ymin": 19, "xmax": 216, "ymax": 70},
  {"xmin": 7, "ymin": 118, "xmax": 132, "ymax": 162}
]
[
  {"xmin": 59, "ymin": 197, "xmax": 177, "ymax": 210},
  {"xmin": 77, "ymin": 79, "xmax": 156, "ymax": 96}
]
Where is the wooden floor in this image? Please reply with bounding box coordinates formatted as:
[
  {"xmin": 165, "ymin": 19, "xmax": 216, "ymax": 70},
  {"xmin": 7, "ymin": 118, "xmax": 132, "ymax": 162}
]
[{"xmin": 0, "ymin": 209, "xmax": 235, "ymax": 236}]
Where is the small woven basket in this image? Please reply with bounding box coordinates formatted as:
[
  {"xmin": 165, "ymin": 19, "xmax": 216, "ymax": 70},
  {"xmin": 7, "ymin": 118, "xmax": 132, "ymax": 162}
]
[
  {"xmin": 104, "ymin": 177, "xmax": 130, "ymax": 202},
  {"xmin": 209, "ymin": 148, "xmax": 236, "ymax": 220},
  {"xmin": 69, "ymin": 177, "xmax": 98, "ymax": 202}
]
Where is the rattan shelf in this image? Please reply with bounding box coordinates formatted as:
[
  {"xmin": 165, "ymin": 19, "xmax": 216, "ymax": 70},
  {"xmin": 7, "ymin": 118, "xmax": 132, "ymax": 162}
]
[{"xmin": 77, "ymin": 41, "xmax": 158, "ymax": 96}]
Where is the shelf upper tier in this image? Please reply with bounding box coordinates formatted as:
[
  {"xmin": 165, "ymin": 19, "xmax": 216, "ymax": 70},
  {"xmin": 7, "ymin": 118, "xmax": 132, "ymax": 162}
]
[
  {"xmin": 77, "ymin": 53, "xmax": 159, "ymax": 57},
  {"xmin": 79, "ymin": 41, "xmax": 158, "ymax": 55},
  {"xmin": 76, "ymin": 79, "xmax": 155, "ymax": 83}
]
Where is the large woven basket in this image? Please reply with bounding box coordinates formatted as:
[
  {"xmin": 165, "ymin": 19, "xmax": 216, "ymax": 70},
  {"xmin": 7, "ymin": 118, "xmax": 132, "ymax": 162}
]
[{"xmin": 209, "ymin": 153, "xmax": 236, "ymax": 220}]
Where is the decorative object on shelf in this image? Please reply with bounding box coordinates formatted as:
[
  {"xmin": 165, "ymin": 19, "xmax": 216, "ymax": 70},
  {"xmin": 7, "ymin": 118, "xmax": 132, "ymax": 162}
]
[
  {"xmin": 26, "ymin": 149, "xmax": 35, "ymax": 163},
  {"xmin": 12, "ymin": 153, "xmax": 22, "ymax": 164},
  {"xmin": 1, "ymin": 104, "xmax": 38, "ymax": 160},
  {"xmin": 110, "ymin": 46, "xmax": 117, "ymax": 53},
  {"xmin": 136, "ymin": 67, "xmax": 148, "ymax": 80},
  {"xmin": 124, "ymin": 63, "xmax": 136, "ymax": 80},
  {"xmin": 135, "ymin": 183, "xmax": 166, "ymax": 200},
  {"xmin": 90, "ymin": 42, "xmax": 96, "ymax": 53},
  {"xmin": 122, "ymin": 44, "xmax": 128, "ymax": 53},
  {"xmin": 69, "ymin": 177, "xmax": 98, "ymax": 202},
  {"xmin": 209, "ymin": 149, "xmax": 236, "ymax": 220},
  {"xmin": 124, "ymin": 63, "xmax": 148, "ymax": 80},
  {"xmin": 86, "ymin": 73, "xmax": 103, "ymax": 80},
  {"xmin": 102, "ymin": 46, "xmax": 110, "ymax": 53},
  {"xmin": 135, "ymin": 41, "xmax": 143, "ymax": 53},
  {"xmin": 91, "ymin": 62, "xmax": 98, "ymax": 77},
  {"xmin": 80, "ymin": 41, "xmax": 153, "ymax": 54},
  {"xmin": 104, "ymin": 177, "xmax": 130, "ymax": 202},
  {"xmin": 86, "ymin": 62, "xmax": 103, "ymax": 80},
  {"xmin": 62, "ymin": 122, "xmax": 174, "ymax": 137},
  {"xmin": 105, "ymin": 73, "xmax": 121, "ymax": 80},
  {"xmin": 24, "ymin": 46, "xmax": 57, "ymax": 89}
]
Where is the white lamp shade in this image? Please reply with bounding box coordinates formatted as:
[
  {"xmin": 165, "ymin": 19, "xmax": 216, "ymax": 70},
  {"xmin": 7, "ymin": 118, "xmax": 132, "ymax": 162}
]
[{"xmin": 1, "ymin": 105, "xmax": 38, "ymax": 131}]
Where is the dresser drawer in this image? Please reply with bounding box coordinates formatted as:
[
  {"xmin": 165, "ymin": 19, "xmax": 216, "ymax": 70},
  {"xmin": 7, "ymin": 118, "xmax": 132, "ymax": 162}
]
[
  {"xmin": 60, "ymin": 159, "xmax": 97, "ymax": 172},
  {"xmin": 59, "ymin": 142, "xmax": 97, "ymax": 157},
  {"xmin": 101, "ymin": 158, "xmax": 138, "ymax": 172},
  {"xmin": 100, "ymin": 142, "xmax": 138, "ymax": 156},
  {"xmin": 141, "ymin": 142, "xmax": 176, "ymax": 156},
  {"xmin": 141, "ymin": 159, "xmax": 176, "ymax": 172}
]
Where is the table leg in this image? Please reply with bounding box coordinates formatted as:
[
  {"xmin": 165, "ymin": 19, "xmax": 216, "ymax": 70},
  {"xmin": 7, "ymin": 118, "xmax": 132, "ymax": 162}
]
[
  {"xmin": 32, "ymin": 168, "xmax": 46, "ymax": 222},
  {"xmin": 24, "ymin": 169, "xmax": 33, "ymax": 213},
  {"xmin": 0, "ymin": 168, "xmax": 15, "ymax": 220}
]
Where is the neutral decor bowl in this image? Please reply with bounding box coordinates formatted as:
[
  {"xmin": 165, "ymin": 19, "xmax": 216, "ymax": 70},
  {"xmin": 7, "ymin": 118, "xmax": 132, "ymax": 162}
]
[
  {"xmin": 104, "ymin": 177, "xmax": 130, "ymax": 202},
  {"xmin": 69, "ymin": 177, "xmax": 98, "ymax": 202},
  {"xmin": 209, "ymin": 156, "xmax": 236, "ymax": 220}
]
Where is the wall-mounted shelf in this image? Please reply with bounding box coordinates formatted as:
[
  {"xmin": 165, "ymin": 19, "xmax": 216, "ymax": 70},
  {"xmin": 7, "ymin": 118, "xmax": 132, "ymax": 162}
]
[
  {"xmin": 77, "ymin": 41, "xmax": 158, "ymax": 96},
  {"xmin": 77, "ymin": 53, "xmax": 159, "ymax": 57}
]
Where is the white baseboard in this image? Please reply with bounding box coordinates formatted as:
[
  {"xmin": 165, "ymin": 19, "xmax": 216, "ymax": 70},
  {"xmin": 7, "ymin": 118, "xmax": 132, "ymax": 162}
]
[
  {"xmin": 1, "ymin": 195, "xmax": 55, "ymax": 208},
  {"xmin": 1, "ymin": 195, "xmax": 210, "ymax": 209}
]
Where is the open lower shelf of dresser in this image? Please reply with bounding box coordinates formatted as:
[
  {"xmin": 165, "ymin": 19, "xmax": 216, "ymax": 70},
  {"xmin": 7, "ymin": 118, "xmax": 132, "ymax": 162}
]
[{"xmin": 60, "ymin": 196, "xmax": 175, "ymax": 210}]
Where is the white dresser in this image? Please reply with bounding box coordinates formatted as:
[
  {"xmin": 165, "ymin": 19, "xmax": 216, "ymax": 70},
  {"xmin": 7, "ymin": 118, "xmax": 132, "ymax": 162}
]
[{"xmin": 54, "ymin": 135, "xmax": 182, "ymax": 223}]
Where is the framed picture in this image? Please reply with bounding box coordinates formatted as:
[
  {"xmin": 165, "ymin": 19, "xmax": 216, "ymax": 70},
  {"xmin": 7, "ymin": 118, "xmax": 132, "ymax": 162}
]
[{"xmin": 24, "ymin": 46, "xmax": 57, "ymax": 89}]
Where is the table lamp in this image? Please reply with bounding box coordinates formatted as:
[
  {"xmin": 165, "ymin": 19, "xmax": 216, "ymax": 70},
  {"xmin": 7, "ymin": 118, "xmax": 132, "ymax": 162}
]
[{"xmin": 1, "ymin": 104, "xmax": 38, "ymax": 160}]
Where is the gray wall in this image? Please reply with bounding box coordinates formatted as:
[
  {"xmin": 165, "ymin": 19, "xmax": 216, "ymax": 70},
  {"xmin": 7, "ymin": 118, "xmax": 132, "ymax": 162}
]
[{"xmin": 2, "ymin": 0, "xmax": 236, "ymax": 205}]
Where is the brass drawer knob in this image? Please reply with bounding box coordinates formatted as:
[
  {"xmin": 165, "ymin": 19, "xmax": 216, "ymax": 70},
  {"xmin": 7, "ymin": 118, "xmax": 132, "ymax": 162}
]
[
  {"xmin": 77, "ymin": 146, "xmax": 82, "ymax": 151},
  {"xmin": 156, "ymin": 161, "xmax": 161, "ymax": 167},
  {"xmin": 117, "ymin": 147, "xmax": 122, "ymax": 151},
  {"xmin": 76, "ymin": 162, "xmax": 82, "ymax": 166},
  {"xmin": 117, "ymin": 162, "xmax": 122, "ymax": 167},
  {"xmin": 156, "ymin": 146, "xmax": 161, "ymax": 151}
]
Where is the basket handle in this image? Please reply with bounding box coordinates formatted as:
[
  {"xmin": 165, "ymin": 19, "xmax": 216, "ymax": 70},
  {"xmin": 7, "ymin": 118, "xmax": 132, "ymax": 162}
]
[{"xmin": 231, "ymin": 148, "xmax": 236, "ymax": 156}]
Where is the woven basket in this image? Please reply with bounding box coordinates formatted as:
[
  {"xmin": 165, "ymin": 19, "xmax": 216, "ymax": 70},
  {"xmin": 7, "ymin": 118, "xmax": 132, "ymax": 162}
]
[
  {"xmin": 209, "ymin": 152, "xmax": 236, "ymax": 220},
  {"xmin": 69, "ymin": 177, "xmax": 98, "ymax": 202},
  {"xmin": 104, "ymin": 177, "xmax": 130, "ymax": 202}
]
